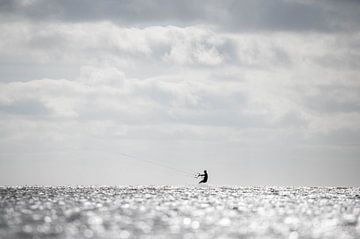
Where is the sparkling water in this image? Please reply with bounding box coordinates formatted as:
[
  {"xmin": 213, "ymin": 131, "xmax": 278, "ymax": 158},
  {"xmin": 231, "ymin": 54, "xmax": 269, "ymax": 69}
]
[{"xmin": 1, "ymin": 186, "xmax": 359, "ymax": 238}]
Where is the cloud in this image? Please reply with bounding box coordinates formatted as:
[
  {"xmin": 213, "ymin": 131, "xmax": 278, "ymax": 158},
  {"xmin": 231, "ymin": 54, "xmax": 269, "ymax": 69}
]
[
  {"xmin": 1, "ymin": 20, "xmax": 358, "ymax": 82},
  {"xmin": 1, "ymin": 0, "xmax": 360, "ymax": 32},
  {"xmin": 0, "ymin": 0, "xmax": 360, "ymax": 185},
  {"xmin": 0, "ymin": 22, "xmax": 233, "ymax": 69},
  {"xmin": 0, "ymin": 99, "xmax": 48, "ymax": 116},
  {"xmin": 1, "ymin": 61, "xmax": 359, "ymax": 143},
  {"xmin": 0, "ymin": 21, "xmax": 359, "ymax": 141}
]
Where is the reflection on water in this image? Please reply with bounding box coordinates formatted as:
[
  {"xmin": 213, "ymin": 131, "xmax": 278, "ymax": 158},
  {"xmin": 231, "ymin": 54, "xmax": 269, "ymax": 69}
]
[{"xmin": 0, "ymin": 186, "xmax": 359, "ymax": 238}]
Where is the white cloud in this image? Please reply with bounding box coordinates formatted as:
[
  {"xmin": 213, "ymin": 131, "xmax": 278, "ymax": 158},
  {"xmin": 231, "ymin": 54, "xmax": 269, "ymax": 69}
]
[
  {"xmin": 1, "ymin": 60, "xmax": 359, "ymax": 144},
  {"xmin": 0, "ymin": 22, "xmax": 230, "ymax": 67}
]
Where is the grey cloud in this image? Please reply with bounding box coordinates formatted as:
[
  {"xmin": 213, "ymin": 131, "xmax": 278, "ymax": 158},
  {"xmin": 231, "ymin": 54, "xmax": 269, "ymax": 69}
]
[
  {"xmin": 0, "ymin": 69, "xmax": 290, "ymax": 131},
  {"xmin": 0, "ymin": 99, "xmax": 48, "ymax": 115},
  {"xmin": 274, "ymin": 111, "xmax": 308, "ymax": 128},
  {"xmin": 316, "ymin": 52, "xmax": 360, "ymax": 70},
  {"xmin": 0, "ymin": 62, "xmax": 79, "ymax": 83},
  {"xmin": 167, "ymin": 109, "xmax": 274, "ymax": 129},
  {"xmin": 1, "ymin": 0, "xmax": 360, "ymax": 32},
  {"xmin": 0, "ymin": 0, "xmax": 206, "ymax": 24},
  {"xmin": 303, "ymin": 84, "xmax": 360, "ymax": 114},
  {"xmin": 221, "ymin": 0, "xmax": 329, "ymax": 32},
  {"xmin": 305, "ymin": 128, "xmax": 360, "ymax": 147}
]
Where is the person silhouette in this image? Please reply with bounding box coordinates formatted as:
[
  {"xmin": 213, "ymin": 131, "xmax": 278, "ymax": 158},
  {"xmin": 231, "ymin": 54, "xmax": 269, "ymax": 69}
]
[{"xmin": 197, "ymin": 170, "xmax": 208, "ymax": 184}]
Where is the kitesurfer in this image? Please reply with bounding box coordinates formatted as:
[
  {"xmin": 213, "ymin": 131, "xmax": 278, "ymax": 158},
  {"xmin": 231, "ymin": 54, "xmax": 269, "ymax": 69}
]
[{"xmin": 196, "ymin": 170, "xmax": 208, "ymax": 184}]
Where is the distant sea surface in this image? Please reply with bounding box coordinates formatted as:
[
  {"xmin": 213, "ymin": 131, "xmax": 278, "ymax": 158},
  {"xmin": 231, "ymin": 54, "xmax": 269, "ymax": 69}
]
[{"xmin": 0, "ymin": 186, "xmax": 359, "ymax": 239}]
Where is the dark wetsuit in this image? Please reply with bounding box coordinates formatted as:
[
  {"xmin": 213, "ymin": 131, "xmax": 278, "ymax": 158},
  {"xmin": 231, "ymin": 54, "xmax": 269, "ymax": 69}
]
[{"xmin": 199, "ymin": 171, "xmax": 208, "ymax": 184}]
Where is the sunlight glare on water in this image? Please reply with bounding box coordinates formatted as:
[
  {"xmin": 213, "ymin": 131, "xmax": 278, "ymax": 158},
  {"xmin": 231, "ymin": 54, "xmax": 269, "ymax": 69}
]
[{"xmin": 0, "ymin": 186, "xmax": 359, "ymax": 238}]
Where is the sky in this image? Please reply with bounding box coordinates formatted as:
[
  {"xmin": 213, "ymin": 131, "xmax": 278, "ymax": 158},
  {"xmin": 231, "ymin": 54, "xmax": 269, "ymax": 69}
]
[{"xmin": 0, "ymin": 0, "xmax": 360, "ymax": 186}]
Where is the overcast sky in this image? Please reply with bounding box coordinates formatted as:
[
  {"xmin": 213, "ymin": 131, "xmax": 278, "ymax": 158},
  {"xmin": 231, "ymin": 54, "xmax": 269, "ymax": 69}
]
[{"xmin": 0, "ymin": 0, "xmax": 359, "ymax": 186}]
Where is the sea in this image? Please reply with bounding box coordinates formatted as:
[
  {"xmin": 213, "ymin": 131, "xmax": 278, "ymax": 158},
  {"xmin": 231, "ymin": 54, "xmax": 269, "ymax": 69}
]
[{"xmin": 0, "ymin": 186, "xmax": 359, "ymax": 238}]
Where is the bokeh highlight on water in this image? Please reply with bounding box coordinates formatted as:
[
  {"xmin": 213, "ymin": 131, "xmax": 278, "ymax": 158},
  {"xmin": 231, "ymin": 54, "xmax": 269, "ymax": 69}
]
[{"xmin": 0, "ymin": 186, "xmax": 359, "ymax": 238}]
